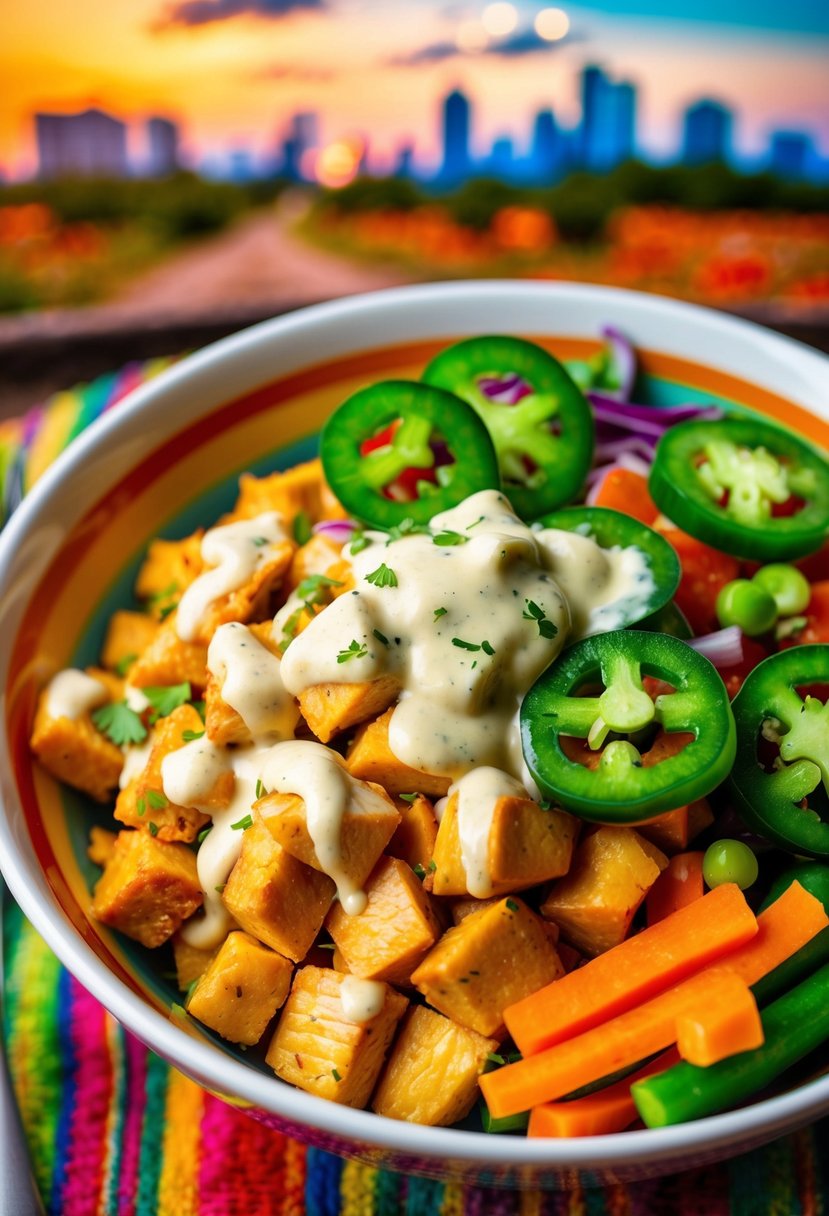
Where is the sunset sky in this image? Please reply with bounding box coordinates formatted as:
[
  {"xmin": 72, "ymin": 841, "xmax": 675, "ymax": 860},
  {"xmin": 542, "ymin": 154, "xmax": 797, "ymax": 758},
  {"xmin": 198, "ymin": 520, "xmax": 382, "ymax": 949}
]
[{"xmin": 2, "ymin": 0, "xmax": 828, "ymax": 178}]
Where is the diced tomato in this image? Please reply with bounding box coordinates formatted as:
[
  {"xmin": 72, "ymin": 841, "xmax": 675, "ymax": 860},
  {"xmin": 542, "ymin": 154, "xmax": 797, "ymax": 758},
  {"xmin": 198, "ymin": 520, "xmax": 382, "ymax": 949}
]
[
  {"xmin": 593, "ymin": 468, "xmax": 659, "ymax": 525},
  {"xmin": 779, "ymin": 582, "xmax": 829, "ymax": 647},
  {"xmin": 653, "ymin": 524, "xmax": 740, "ymax": 635},
  {"xmin": 718, "ymin": 638, "xmax": 770, "ymax": 699},
  {"xmin": 360, "ymin": 422, "xmax": 438, "ymax": 501},
  {"xmin": 797, "ymin": 544, "xmax": 829, "ymax": 584}
]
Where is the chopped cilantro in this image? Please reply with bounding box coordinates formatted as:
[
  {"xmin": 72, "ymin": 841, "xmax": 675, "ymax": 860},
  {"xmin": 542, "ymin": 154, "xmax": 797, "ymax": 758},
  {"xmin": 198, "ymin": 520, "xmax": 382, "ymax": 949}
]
[
  {"xmin": 486, "ymin": 1051, "xmax": 506, "ymax": 1066},
  {"xmin": 251, "ymin": 535, "xmax": 269, "ymax": 548},
  {"xmin": 433, "ymin": 607, "xmax": 448, "ymax": 620},
  {"xmin": 505, "ymin": 898, "xmax": 519, "ymax": 912},
  {"xmin": 114, "ymin": 653, "xmax": 137, "ymax": 678},
  {"xmin": 466, "ymin": 515, "xmax": 486, "ymax": 530},
  {"xmin": 231, "ymin": 814, "xmax": 253, "ymax": 832},
  {"xmin": 292, "ymin": 510, "xmax": 312, "ymax": 545},
  {"xmin": 214, "ymin": 883, "xmax": 226, "ymax": 895},
  {"xmin": 296, "ymin": 573, "xmax": 343, "ymax": 607},
  {"xmin": 143, "ymin": 682, "xmax": 191, "ymax": 723},
  {"xmin": 136, "ymin": 796, "xmax": 146, "ymax": 817},
  {"xmin": 91, "ymin": 701, "xmax": 147, "ymax": 747},
  {"xmin": 399, "ymin": 792, "xmax": 417, "ymax": 803},
  {"xmin": 349, "ymin": 528, "xmax": 369, "ymax": 555},
  {"xmin": 432, "ymin": 530, "xmax": 468, "ymax": 547},
  {"xmin": 255, "ymin": 778, "xmax": 266, "ymax": 800},
  {"xmin": 148, "ymin": 822, "xmax": 159, "ymax": 837},
  {"xmin": 386, "ymin": 518, "xmax": 428, "ymax": 544},
  {"xmin": 337, "ymin": 639, "xmax": 368, "ymax": 664},
  {"xmin": 412, "ymin": 863, "xmax": 427, "ymax": 880},
  {"xmin": 147, "ymin": 789, "xmax": 168, "ymax": 810},
  {"xmin": 523, "ymin": 600, "xmax": 558, "ymax": 640},
  {"xmin": 452, "ymin": 638, "xmax": 481, "ymax": 652},
  {"xmin": 185, "ymin": 978, "xmax": 200, "ymax": 1002},
  {"xmin": 331, "ymin": 1069, "xmax": 342, "ymax": 1082},
  {"xmin": 365, "ymin": 563, "xmax": 398, "ymax": 589},
  {"xmin": 373, "ymin": 628, "xmax": 390, "ymax": 647},
  {"xmin": 197, "ymin": 826, "xmax": 212, "ymax": 844},
  {"xmin": 148, "ymin": 581, "xmax": 179, "ymax": 619},
  {"xmin": 191, "ymin": 699, "xmax": 206, "ymax": 720},
  {"xmin": 279, "ymin": 606, "xmax": 304, "ymax": 653},
  {"xmin": 182, "ymin": 729, "xmax": 204, "ymax": 742},
  {"xmin": 428, "ymin": 859, "xmax": 437, "ymax": 872},
  {"xmin": 481, "ymin": 640, "xmax": 495, "ymax": 656}
]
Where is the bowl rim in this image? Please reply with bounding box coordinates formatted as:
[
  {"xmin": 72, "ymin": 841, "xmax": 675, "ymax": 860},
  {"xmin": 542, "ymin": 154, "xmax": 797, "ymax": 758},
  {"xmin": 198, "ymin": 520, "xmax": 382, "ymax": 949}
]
[{"xmin": 1, "ymin": 279, "xmax": 828, "ymax": 1171}]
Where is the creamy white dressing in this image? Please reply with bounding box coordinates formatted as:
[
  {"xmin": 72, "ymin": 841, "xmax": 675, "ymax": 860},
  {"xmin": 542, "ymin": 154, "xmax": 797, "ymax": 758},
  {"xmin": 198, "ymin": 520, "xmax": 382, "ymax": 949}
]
[
  {"xmin": 281, "ymin": 492, "xmax": 570, "ymax": 781},
  {"xmin": 451, "ymin": 767, "xmax": 529, "ymax": 898},
  {"xmin": 534, "ymin": 528, "xmax": 655, "ymax": 637},
  {"xmin": 166, "ymin": 743, "xmax": 263, "ymax": 949},
  {"xmin": 339, "ymin": 976, "xmax": 386, "ymax": 1024},
  {"xmin": 125, "ymin": 684, "xmax": 150, "ymax": 713},
  {"xmin": 175, "ymin": 512, "xmax": 289, "ymax": 642},
  {"xmin": 119, "ymin": 738, "xmax": 153, "ymax": 790},
  {"xmin": 207, "ymin": 621, "xmax": 299, "ymax": 740},
  {"xmin": 46, "ymin": 669, "xmax": 108, "ymax": 721},
  {"xmin": 259, "ymin": 740, "xmax": 395, "ymax": 916}
]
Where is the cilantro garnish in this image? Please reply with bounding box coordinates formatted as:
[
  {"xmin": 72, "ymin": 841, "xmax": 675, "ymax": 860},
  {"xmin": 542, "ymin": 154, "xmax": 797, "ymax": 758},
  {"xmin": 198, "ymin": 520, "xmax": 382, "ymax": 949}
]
[
  {"xmin": 114, "ymin": 653, "xmax": 137, "ymax": 678},
  {"xmin": 486, "ymin": 1051, "xmax": 506, "ymax": 1066},
  {"xmin": 466, "ymin": 515, "xmax": 486, "ymax": 530},
  {"xmin": 399, "ymin": 792, "xmax": 417, "ymax": 803},
  {"xmin": 182, "ymin": 729, "xmax": 204, "ymax": 742},
  {"xmin": 148, "ymin": 822, "xmax": 159, "ymax": 837},
  {"xmin": 292, "ymin": 510, "xmax": 312, "ymax": 545},
  {"xmin": 147, "ymin": 789, "xmax": 168, "ymax": 810},
  {"xmin": 365, "ymin": 563, "xmax": 398, "ymax": 589},
  {"xmin": 143, "ymin": 682, "xmax": 191, "ymax": 723},
  {"xmin": 332, "ymin": 1069, "xmax": 342, "ymax": 1082},
  {"xmin": 428, "ymin": 859, "xmax": 437, "ymax": 872},
  {"xmin": 523, "ymin": 599, "xmax": 558, "ymax": 639},
  {"xmin": 136, "ymin": 796, "xmax": 146, "ymax": 816},
  {"xmin": 349, "ymin": 528, "xmax": 370, "ymax": 555},
  {"xmin": 386, "ymin": 518, "xmax": 428, "ymax": 544},
  {"xmin": 296, "ymin": 573, "xmax": 343, "ymax": 607},
  {"xmin": 452, "ymin": 638, "xmax": 482, "ymax": 652},
  {"xmin": 481, "ymin": 640, "xmax": 495, "ymax": 656},
  {"xmin": 337, "ymin": 639, "xmax": 368, "ymax": 664},
  {"xmin": 412, "ymin": 863, "xmax": 427, "ymax": 880},
  {"xmin": 432, "ymin": 530, "xmax": 468, "ymax": 547},
  {"xmin": 191, "ymin": 700, "xmax": 206, "ymax": 720},
  {"xmin": 91, "ymin": 701, "xmax": 147, "ymax": 747},
  {"xmin": 197, "ymin": 826, "xmax": 212, "ymax": 844},
  {"xmin": 279, "ymin": 605, "xmax": 305, "ymax": 654},
  {"xmin": 231, "ymin": 814, "xmax": 253, "ymax": 832},
  {"xmin": 148, "ymin": 581, "xmax": 179, "ymax": 619},
  {"xmin": 373, "ymin": 628, "xmax": 390, "ymax": 647},
  {"xmin": 433, "ymin": 607, "xmax": 447, "ymax": 620},
  {"xmin": 255, "ymin": 778, "xmax": 266, "ymax": 800},
  {"xmin": 505, "ymin": 898, "xmax": 519, "ymax": 912}
]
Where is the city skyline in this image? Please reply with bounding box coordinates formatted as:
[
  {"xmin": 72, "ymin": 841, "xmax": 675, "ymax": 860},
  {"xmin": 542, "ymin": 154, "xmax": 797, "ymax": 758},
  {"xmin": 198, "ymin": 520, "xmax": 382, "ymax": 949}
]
[
  {"xmin": 28, "ymin": 69, "xmax": 826, "ymax": 188},
  {"xmin": 4, "ymin": 0, "xmax": 828, "ymax": 181}
]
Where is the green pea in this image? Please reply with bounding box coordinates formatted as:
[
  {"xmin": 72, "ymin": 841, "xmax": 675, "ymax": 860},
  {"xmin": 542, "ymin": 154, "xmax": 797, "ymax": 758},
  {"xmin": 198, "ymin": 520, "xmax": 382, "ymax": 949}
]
[
  {"xmin": 715, "ymin": 579, "xmax": 778, "ymax": 637},
  {"xmin": 703, "ymin": 839, "xmax": 759, "ymax": 891},
  {"xmin": 752, "ymin": 564, "xmax": 811, "ymax": 616}
]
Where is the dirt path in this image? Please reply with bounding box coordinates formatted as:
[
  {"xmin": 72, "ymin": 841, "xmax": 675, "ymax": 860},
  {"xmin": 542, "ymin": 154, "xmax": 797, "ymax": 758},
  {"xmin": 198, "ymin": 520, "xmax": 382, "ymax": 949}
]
[{"xmin": 110, "ymin": 198, "xmax": 410, "ymax": 317}]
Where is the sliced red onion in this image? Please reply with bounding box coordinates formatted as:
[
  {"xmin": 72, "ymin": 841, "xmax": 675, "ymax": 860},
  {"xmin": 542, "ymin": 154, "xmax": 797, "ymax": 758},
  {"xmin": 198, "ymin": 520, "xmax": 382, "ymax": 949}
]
[
  {"xmin": 478, "ymin": 374, "xmax": 532, "ymax": 405},
  {"xmin": 687, "ymin": 626, "xmax": 744, "ymax": 668},
  {"xmin": 313, "ymin": 519, "xmax": 357, "ymax": 543},
  {"xmin": 590, "ymin": 393, "xmax": 723, "ymax": 438},
  {"xmin": 616, "ymin": 450, "xmax": 652, "ymax": 478},
  {"xmin": 594, "ymin": 437, "xmax": 655, "ymax": 465},
  {"xmin": 600, "ymin": 326, "xmax": 636, "ymax": 402}
]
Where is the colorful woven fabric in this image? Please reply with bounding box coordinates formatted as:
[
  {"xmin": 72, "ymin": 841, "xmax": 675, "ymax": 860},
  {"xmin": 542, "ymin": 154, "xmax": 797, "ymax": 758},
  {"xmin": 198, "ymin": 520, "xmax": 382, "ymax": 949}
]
[{"xmin": 3, "ymin": 360, "xmax": 829, "ymax": 1216}]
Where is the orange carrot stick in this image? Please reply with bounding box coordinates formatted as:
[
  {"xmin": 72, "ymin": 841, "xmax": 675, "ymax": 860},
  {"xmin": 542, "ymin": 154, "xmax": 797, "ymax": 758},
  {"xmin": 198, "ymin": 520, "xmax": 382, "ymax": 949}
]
[
  {"xmin": 483, "ymin": 971, "xmax": 756, "ymax": 1118},
  {"xmin": 676, "ymin": 978, "xmax": 763, "ymax": 1067},
  {"xmin": 647, "ymin": 852, "xmax": 705, "ymax": 926},
  {"xmin": 505, "ymin": 883, "xmax": 757, "ymax": 1056},
  {"xmin": 485, "ymin": 882, "xmax": 827, "ymax": 1118},
  {"xmin": 527, "ymin": 1049, "xmax": 680, "ymax": 1138},
  {"xmin": 593, "ymin": 467, "xmax": 658, "ymax": 525}
]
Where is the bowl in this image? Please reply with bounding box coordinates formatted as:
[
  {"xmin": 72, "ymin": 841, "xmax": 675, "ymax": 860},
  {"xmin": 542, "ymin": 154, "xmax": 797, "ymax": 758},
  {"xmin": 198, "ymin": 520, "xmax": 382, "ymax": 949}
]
[{"xmin": 0, "ymin": 281, "xmax": 827, "ymax": 1190}]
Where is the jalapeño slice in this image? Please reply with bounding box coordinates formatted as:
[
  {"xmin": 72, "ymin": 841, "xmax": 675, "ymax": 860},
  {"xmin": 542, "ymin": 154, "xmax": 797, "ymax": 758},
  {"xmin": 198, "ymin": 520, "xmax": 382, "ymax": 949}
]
[
  {"xmin": 320, "ymin": 380, "xmax": 500, "ymax": 529},
  {"xmin": 422, "ymin": 335, "xmax": 594, "ymax": 520}
]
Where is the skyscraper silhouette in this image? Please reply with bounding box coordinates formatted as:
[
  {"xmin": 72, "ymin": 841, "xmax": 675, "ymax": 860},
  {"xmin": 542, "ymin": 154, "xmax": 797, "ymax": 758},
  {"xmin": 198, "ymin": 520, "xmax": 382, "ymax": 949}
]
[
  {"xmin": 529, "ymin": 108, "xmax": 564, "ymax": 182},
  {"xmin": 440, "ymin": 88, "xmax": 472, "ymax": 184},
  {"xmin": 579, "ymin": 66, "xmax": 638, "ymax": 171},
  {"xmin": 682, "ymin": 100, "xmax": 733, "ymax": 165},
  {"xmin": 769, "ymin": 130, "xmax": 813, "ymax": 179}
]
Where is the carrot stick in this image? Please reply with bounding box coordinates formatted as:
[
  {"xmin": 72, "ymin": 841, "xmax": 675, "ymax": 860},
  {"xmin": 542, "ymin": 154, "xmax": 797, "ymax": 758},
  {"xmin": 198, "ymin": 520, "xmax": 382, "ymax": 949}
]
[
  {"xmin": 483, "ymin": 971, "xmax": 756, "ymax": 1118},
  {"xmin": 647, "ymin": 852, "xmax": 705, "ymax": 926},
  {"xmin": 527, "ymin": 1048, "xmax": 680, "ymax": 1138},
  {"xmin": 505, "ymin": 883, "xmax": 757, "ymax": 1056},
  {"xmin": 676, "ymin": 978, "xmax": 763, "ymax": 1066},
  {"xmin": 485, "ymin": 882, "xmax": 827, "ymax": 1118}
]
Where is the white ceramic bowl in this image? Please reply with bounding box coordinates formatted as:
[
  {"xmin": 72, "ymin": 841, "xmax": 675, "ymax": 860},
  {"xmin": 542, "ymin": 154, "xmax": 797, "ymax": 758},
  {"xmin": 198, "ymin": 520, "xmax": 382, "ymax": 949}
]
[{"xmin": 1, "ymin": 282, "xmax": 828, "ymax": 1189}]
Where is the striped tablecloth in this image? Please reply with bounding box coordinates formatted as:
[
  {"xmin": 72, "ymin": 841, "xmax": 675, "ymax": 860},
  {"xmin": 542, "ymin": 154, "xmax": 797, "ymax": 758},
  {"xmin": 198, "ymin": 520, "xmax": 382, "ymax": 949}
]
[{"xmin": 2, "ymin": 359, "xmax": 827, "ymax": 1216}]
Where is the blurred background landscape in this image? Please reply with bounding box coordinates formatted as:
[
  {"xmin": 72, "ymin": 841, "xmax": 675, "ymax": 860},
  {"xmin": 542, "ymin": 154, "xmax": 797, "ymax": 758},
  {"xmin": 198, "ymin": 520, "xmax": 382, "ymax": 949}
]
[{"xmin": 2, "ymin": 0, "xmax": 828, "ymax": 409}]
